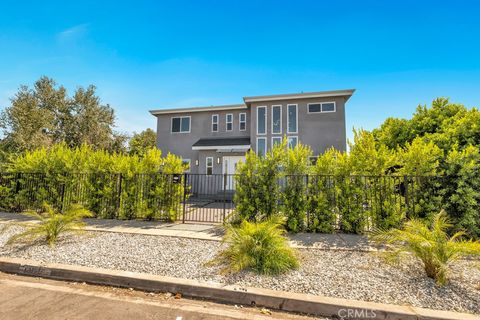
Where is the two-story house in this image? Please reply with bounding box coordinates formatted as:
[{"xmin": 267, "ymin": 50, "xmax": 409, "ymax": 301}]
[{"xmin": 150, "ymin": 89, "xmax": 354, "ymax": 177}]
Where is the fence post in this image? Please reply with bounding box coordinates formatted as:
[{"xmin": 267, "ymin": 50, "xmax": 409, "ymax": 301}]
[
  {"xmin": 223, "ymin": 173, "xmax": 227, "ymax": 222},
  {"xmin": 116, "ymin": 173, "xmax": 123, "ymax": 218},
  {"xmin": 403, "ymin": 175, "xmax": 409, "ymax": 219},
  {"xmin": 182, "ymin": 173, "xmax": 187, "ymax": 223},
  {"xmin": 305, "ymin": 174, "xmax": 310, "ymax": 230}
]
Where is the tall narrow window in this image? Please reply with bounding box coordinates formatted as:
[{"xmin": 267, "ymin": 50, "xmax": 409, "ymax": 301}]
[
  {"xmin": 257, "ymin": 106, "xmax": 266, "ymax": 135},
  {"xmin": 287, "ymin": 104, "xmax": 297, "ymax": 133},
  {"xmin": 206, "ymin": 157, "xmax": 213, "ymax": 175},
  {"xmin": 171, "ymin": 116, "xmax": 190, "ymax": 133},
  {"xmin": 288, "ymin": 136, "xmax": 298, "ymax": 149},
  {"xmin": 226, "ymin": 114, "xmax": 233, "ymax": 131},
  {"xmin": 257, "ymin": 137, "xmax": 267, "ymax": 157},
  {"xmin": 272, "ymin": 105, "xmax": 281, "ymax": 134},
  {"xmin": 239, "ymin": 113, "xmax": 246, "ymax": 131},
  {"xmin": 212, "ymin": 114, "xmax": 218, "ymax": 132}
]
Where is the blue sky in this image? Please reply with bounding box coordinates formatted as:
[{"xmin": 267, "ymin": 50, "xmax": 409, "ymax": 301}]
[{"xmin": 1, "ymin": 0, "xmax": 479, "ymax": 141}]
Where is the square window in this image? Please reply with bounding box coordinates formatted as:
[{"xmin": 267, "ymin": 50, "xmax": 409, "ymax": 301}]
[
  {"xmin": 172, "ymin": 116, "xmax": 190, "ymax": 133},
  {"xmin": 322, "ymin": 102, "xmax": 335, "ymax": 112},
  {"xmin": 308, "ymin": 104, "xmax": 321, "ymax": 113}
]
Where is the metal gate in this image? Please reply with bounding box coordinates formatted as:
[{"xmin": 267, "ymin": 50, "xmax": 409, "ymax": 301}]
[{"xmin": 181, "ymin": 173, "xmax": 236, "ymax": 223}]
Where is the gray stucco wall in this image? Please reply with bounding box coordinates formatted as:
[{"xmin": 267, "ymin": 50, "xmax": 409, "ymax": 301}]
[
  {"xmin": 249, "ymin": 96, "xmax": 347, "ymax": 156},
  {"xmin": 156, "ymin": 109, "xmax": 250, "ymax": 173}
]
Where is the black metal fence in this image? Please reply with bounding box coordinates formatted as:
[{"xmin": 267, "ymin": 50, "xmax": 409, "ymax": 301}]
[{"xmin": 0, "ymin": 172, "xmax": 443, "ymax": 227}]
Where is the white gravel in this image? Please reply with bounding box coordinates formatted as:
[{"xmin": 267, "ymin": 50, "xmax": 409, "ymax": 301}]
[{"xmin": 1, "ymin": 227, "xmax": 479, "ymax": 315}]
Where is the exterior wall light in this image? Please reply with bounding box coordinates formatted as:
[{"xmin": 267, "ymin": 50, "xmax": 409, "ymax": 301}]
[
  {"xmin": 217, "ymin": 157, "xmax": 221, "ymax": 164},
  {"xmin": 195, "ymin": 160, "xmax": 199, "ymax": 166}
]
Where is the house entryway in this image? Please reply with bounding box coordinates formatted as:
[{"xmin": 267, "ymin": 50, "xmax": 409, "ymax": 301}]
[{"xmin": 222, "ymin": 156, "xmax": 244, "ymax": 190}]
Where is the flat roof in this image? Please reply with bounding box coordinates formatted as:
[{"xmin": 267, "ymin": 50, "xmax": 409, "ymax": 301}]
[
  {"xmin": 149, "ymin": 103, "xmax": 247, "ymax": 115},
  {"xmin": 243, "ymin": 89, "xmax": 355, "ymax": 103},
  {"xmin": 149, "ymin": 89, "xmax": 355, "ymax": 115}
]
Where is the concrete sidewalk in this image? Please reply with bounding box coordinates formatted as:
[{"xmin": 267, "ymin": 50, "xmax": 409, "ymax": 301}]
[{"xmin": 0, "ymin": 211, "xmax": 375, "ymax": 251}]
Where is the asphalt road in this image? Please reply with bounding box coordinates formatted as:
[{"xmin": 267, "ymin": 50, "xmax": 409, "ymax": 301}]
[{"xmin": 0, "ymin": 272, "xmax": 325, "ymax": 320}]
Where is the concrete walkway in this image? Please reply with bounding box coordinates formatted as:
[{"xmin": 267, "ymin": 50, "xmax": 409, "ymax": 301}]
[{"xmin": 0, "ymin": 211, "xmax": 375, "ymax": 251}]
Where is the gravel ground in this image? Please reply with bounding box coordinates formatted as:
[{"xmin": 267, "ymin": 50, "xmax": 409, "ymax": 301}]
[{"xmin": 1, "ymin": 227, "xmax": 479, "ymax": 315}]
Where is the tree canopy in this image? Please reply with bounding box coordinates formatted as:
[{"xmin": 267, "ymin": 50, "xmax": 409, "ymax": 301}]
[{"xmin": 0, "ymin": 76, "xmax": 127, "ymax": 153}]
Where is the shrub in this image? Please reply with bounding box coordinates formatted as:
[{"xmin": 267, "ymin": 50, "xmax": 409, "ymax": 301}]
[
  {"xmin": 4, "ymin": 203, "xmax": 93, "ymax": 246},
  {"xmin": 215, "ymin": 216, "xmax": 299, "ymax": 275},
  {"xmin": 370, "ymin": 210, "xmax": 480, "ymax": 285},
  {"xmin": 233, "ymin": 144, "xmax": 284, "ymax": 223}
]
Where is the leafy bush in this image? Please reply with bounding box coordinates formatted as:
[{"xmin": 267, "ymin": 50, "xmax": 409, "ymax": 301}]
[
  {"xmin": 370, "ymin": 210, "xmax": 480, "ymax": 285},
  {"xmin": 214, "ymin": 216, "xmax": 299, "ymax": 275},
  {"xmin": 233, "ymin": 144, "xmax": 284, "ymax": 223},
  {"xmin": 0, "ymin": 144, "xmax": 187, "ymax": 221},
  {"xmin": 4, "ymin": 203, "xmax": 93, "ymax": 246}
]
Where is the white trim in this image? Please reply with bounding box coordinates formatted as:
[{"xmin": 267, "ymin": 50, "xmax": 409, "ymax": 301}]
[
  {"xmin": 226, "ymin": 113, "xmax": 233, "ymax": 132},
  {"xmin": 271, "ymin": 136, "xmax": 282, "ymax": 148},
  {"xmin": 256, "ymin": 137, "xmax": 267, "ymax": 156},
  {"xmin": 307, "ymin": 101, "xmax": 336, "ymax": 114},
  {"xmin": 287, "ymin": 136, "xmax": 298, "ymax": 149},
  {"xmin": 239, "ymin": 112, "xmax": 247, "ymax": 131},
  {"xmin": 182, "ymin": 159, "xmax": 191, "ymax": 173},
  {"xmin": 211, "ymin": 114, "xmax": 219, "ymax": 132},
  {"xmin": 206, "ymin": 157, "xmax": 213, "ymax": 175},
  {"xmin": 192, "ymin": 145, "xmax": 251, "ymax": 151},
  {"xmin": 271, "ymin": 105, "xmax": 282, "ymax": 134},
  {"xmin": 256, "ymin": 106, "xmax": 267, "ymax": 135},
  {"xmin": 171, "ymin": 116, "xmax": 191, "ymax": 133},
  {"xmin": 287, "ymin": 104, "xmax": 298, "ymax": 134}
]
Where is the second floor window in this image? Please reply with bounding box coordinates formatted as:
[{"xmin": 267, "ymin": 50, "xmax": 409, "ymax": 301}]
[
  {"xmin": 272, "ymin": 105, "xmax": 281, "ymax": 134},
  {"xmin": 226, "ymin": 114, "xmax": 233, "ymax": 131},
  {"xmin": 239, "ymin": 113, "xmax": 246, "ymax": 131},
  {"xmin": 172, "ymin": 116, "xmax": 190, "ymax": 133},
  {"xmin": 257, "ymin": 106, "xmax": 266, "ymax": 134},
  {"xmin": 212, "ymin": 114, "xmax": 218, "ymax": 132},
  {"xmin": 287, "ymin": 104, "xmax": 297, "ymax": 133}
]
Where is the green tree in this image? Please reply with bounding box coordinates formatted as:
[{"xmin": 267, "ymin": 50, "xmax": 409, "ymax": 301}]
[
  {"xmin": 0, "ymin": 76, "xmax": 125, "ymax": 153},
  {"xmin": 129, "ymin": 128, "xmax": 157, "ymax": 156}
]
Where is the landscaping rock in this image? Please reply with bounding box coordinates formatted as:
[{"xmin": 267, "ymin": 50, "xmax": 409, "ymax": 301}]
[{"xmin": 1, "ymin": 227, "xmax": 479, "ymax": 315}]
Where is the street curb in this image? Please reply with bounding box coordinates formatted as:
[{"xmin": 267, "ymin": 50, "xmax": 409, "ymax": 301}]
[{"xmin": 0, "ymin": 257, "xmax": 477, "ymax": 320}]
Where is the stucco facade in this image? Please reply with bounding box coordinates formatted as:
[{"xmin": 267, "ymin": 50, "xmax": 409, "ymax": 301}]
[{"xmin": 150, "ymin": 89, "xmax": 354, "ymax": 175}]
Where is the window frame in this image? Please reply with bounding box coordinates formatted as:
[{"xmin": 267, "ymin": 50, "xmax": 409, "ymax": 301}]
[
  {"xmin": 212, "ymin": 114, "xmax": 219, "ymax": 132},
  {"xmin": 256, "ymin": 106, "xmax": 267, "ymax": 135},
  {"xmin": 182, "ymin": 159, "xmax": 191, "ymax": 172},
  {"xmin": 307, "ymin": 102, "xmax": 336, "ymax": 114},
  {"xmin": 206, "ymin": 157, "xmax": 213, "ymax": 175},
  {"xmin": 171, "ymin": 116, "xmax": 191, "ymax": 133},
  {"xmin": 287, "ymin": 136, "xmax": 298, "ymax": 149},
  {"xmin": 287, "ymin": 104, "xmax": 298, "ymax": 134},
  {"xmin": 271, "ymin": 105, "xmax": 282, "ymax": 134},
  {"xmin": 226, "ymin": 113, "xmax": 233, "ymax": 132},
  {"xmin": 256, "ymin": 137, "xmax": 267, "ymax": 157},
  {"xmin": 239, "ymin": 112, "xmax": 247, "ymax": 131},
  {"xmin": 271, "ymin": 136, "xmax": 282, "ymax": 148}
]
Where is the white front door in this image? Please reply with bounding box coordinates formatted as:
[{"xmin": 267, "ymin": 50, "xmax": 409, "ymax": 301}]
[{"xmin": 222, "ymin": 156, "xmax": 244, "ymax": 190}]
